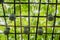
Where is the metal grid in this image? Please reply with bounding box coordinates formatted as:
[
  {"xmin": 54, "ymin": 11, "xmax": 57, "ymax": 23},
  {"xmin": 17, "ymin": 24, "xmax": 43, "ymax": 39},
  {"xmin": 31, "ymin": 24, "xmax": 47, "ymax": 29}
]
[{"xmin": 0, "ymin": 0, "xmax": 60, "ymax": 40}]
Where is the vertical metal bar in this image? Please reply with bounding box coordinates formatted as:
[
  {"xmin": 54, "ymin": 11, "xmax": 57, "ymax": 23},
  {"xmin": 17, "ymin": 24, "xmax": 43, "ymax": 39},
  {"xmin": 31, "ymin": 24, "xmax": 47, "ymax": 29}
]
[
  {"xmin": 52, "ymin": 0, "xmax": 57, "ymax": 40},
  {"xmin": 14, "ymin": 0, "xmax": 16, "ymax": 40},
  {"xmin": 19, "ymin": 0, "xmax": 23, "ymax": 40},
  {"xmin": 35, "ymin": 0, "xmax": 41, "ymax": 40},
  {"xmin": 28, "ymin": 0, "xmax": 30, "ymax": 40},
  {"xmin": 45, "ymin": 0, "xmax": 49, "ymax": 40},
  {"xmin": 59, "ymin": 36, "xmax": 60, "ymax": 40},
  {"xmin": 2, "ymin": 3, "xmax": 9, "ymax": 40}
]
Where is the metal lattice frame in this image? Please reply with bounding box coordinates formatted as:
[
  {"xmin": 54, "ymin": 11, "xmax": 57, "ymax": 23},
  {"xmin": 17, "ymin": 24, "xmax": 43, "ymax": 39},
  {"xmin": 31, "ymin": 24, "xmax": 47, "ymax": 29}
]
[{"xmin": 0, "ymin": 0, "xmax": 60, "ymax": 40}]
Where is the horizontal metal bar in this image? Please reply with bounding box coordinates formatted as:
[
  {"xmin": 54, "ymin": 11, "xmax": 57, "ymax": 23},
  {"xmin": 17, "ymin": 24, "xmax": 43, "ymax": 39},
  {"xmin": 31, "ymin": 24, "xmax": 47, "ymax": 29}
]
[
  {"xmin": 0, "ymin": 16, "xmax": 60, "ymax": 18},
  {"xmin": 0, "ymin": 2, "xmax": 60, "ymax": 4},
  {"xmin": 1, "ymin": 33, "xmax": 60, "ymax": 34},
  {"xmin": 0, "ymin": 25, "xmax": 60, "ymax": 27}
]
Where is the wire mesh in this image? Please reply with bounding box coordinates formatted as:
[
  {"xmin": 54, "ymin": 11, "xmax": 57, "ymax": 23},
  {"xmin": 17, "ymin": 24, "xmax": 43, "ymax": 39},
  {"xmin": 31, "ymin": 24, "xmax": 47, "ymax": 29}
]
[{"xmin": 0, "ymin": 0, "xmax": 60, "ymax": 40}]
